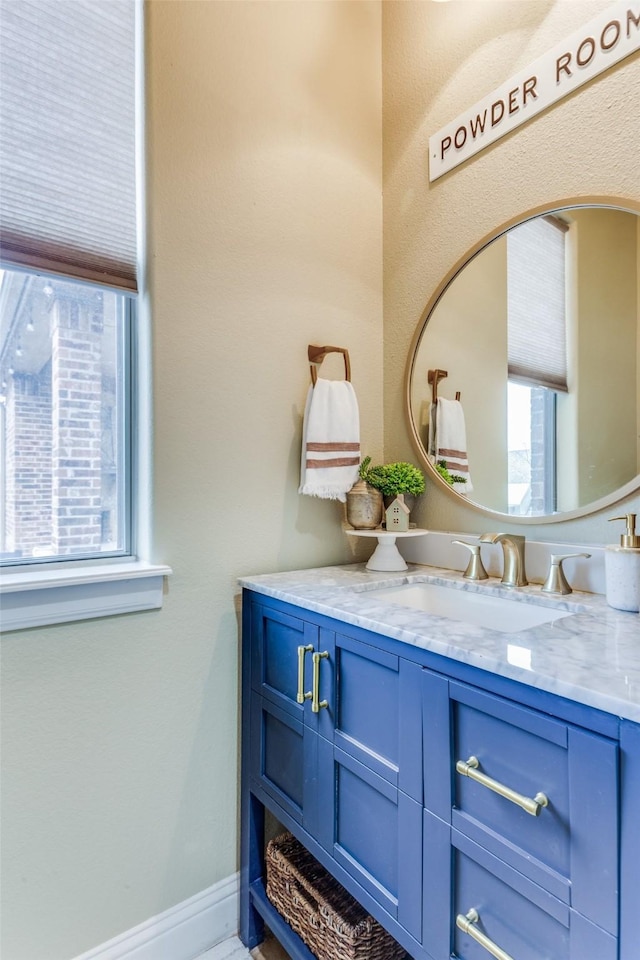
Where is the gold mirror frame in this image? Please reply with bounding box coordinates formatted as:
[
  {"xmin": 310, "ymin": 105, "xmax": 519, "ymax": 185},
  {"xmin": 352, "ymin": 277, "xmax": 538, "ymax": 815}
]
[{"xmin": 404, "ymin": 196, "xmax": 640, "ymax": 524}]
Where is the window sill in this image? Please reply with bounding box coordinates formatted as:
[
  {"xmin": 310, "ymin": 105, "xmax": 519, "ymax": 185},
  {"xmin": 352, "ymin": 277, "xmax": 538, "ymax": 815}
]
[{"xmin": 0, "ymin": 560, "xmax": 173, "ymax": 632}]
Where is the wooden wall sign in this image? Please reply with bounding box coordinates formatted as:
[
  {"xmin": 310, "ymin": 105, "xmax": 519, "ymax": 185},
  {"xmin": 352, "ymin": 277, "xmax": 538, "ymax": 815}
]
[{"xmin": 429, "ymin": 2, "xmax": 640, "ymax": 182}]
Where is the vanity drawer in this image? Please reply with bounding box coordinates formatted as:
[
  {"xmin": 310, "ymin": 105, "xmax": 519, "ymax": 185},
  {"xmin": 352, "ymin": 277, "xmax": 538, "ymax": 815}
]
[
  {"xmin": 423, "ymin": 812, "xmax": 617, "ymax": 960},
  {"xmin": 423, "ymin": 671, "xmax": 619, "ymax": 935}
]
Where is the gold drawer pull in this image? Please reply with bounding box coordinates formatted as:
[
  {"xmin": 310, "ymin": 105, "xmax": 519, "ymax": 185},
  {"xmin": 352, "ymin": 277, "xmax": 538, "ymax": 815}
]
[
  {"xmin": 296, "ymin": 644, "xmax": 313, "ymax": 704},
  {"xmin": 456, "ymin": 909, "xmax": 514, "ymax": 960},
  {"xmin": 312, "ymin": 651, "xmax": 329, "ymax": 713},
  {"xmin": 456, "ymin": 755, "xmax": 549, "ymax": 817}
]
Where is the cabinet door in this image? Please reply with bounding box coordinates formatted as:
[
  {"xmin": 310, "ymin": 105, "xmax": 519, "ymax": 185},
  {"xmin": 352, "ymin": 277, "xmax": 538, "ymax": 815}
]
[
  {"xmin": 620, "ymin": 720, "xmax": 640, "ymax": 960},
  {"xmin": 330, "ymin": 632, "xmax": 422, "ymax": 802},
  {"xmin": 320, "ymin": 745, "xmax": 423, "ymax": 943},
  {"xmin": 250, "ymin": 599, "xmax": 320, "ymax": 727},
  {"xmin": 423, "ymin": 812, "xmax": 617, "ymax": 960},
  {"xmin": 250, "ymin": 696, "xmax": 322, "ymax": 831},
  {"xmin": 423, "ymin": 669, "xmax": 619, "ymax": 935},
  {"xmin": 248, "ymin": 599, "xmax": 330, "ymax": 833},
  {"xmin": 314, "ymin": 632, "xmax": 423, "ymax": 941}
]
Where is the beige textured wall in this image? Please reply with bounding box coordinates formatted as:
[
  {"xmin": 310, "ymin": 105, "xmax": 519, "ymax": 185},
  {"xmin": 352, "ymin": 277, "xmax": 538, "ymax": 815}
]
[
  {"xmin": 0, "ymin": 3, "xmax": 382, "ymax": 958},
  {"xmin": 383, "ymin": 0, "xmax": 640, "ymax": 542}
]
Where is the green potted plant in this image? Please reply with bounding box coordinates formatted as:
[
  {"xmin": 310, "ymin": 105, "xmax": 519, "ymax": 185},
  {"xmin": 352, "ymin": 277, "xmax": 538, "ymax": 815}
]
[{"xmin": 364, "ymin": 460, "xmax": 426, "ymax": 503}]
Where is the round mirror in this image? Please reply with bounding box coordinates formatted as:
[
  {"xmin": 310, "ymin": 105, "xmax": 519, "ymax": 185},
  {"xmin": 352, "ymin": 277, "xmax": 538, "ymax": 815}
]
[{"xmin": 407, "ymin": 202, "xmax": 640, "ymax": 522}]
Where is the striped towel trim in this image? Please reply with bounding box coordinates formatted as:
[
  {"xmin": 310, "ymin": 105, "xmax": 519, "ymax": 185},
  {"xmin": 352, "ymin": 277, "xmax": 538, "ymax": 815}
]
[
  {"xmin": 306, "ymin": 456, "xmax": 360, "ymax": 469},
  {"xmin": 306, "ymin": 442, "xmax": 359, "ymax": 452},
  {"xmin": 438, "ymin": 447, "xmax": 467, "ymax": 460}
]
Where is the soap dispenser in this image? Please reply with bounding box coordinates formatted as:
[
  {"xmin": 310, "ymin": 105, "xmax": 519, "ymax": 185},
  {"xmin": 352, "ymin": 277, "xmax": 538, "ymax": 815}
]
[{"xmin": 605, "ymin": 514, "xmax": 640, "ymax": 612}]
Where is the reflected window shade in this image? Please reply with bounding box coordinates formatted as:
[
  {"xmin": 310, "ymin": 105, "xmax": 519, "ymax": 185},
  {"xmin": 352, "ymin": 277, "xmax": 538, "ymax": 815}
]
[
  {"xmin": 0, "ymin": 0, "xmax": 137, "ymax": 291},
  {"xmin": 507, "ymin": 217, "xmax": 567, "ymax": 393}
]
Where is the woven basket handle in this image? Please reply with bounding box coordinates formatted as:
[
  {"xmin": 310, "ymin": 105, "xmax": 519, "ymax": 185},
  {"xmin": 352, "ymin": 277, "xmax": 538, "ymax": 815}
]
[{"xmin": 289, "ymin": 876, "xmax": 321, "ymax": 921}]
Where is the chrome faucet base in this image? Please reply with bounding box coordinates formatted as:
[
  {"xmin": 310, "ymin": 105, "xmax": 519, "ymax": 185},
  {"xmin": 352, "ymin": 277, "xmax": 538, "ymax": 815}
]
[
  {"xmin": 542, "ymin": 552, "xmax": 591, "ymax": 595},
  {"xmin": 479, "ymin": 532, "xmax": 528, "ymax": 587}
]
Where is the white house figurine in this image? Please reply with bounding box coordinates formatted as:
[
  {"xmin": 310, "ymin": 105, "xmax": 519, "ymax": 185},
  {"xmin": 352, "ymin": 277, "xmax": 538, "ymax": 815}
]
[{"xmin": 385, "ymin": 494, "xmax": 410, "ymax": 533}]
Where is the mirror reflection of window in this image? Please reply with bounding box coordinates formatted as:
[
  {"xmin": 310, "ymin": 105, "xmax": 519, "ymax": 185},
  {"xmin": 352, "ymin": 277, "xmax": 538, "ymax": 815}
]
[
  {"xmin": 507, "ymin": 217, "xmax": 566, "ymax": 515},
  {"xmin": 507, "ymin": 382, "xmax": 557, "ymax": 516}
]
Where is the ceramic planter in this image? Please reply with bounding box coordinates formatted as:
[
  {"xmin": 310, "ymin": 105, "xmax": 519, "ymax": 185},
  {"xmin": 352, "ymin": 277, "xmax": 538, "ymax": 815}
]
[{"xmin": 346, "ymin": 480, "xmax": 383, "ymax": 529}]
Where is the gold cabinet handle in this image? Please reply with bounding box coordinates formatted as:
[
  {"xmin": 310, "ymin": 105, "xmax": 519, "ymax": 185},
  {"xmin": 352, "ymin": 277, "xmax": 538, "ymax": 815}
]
[
  {"xmin": 311, "ymin": 651, "xmax": 329, "ymax": 713},
  {"xmin": 456, "ymin": 909, "xmax": 514, "ymax": 960},
  {"xmin": 296, "ymin": 644, "xmax": 313, "ymax": 704},
  {"xmin": 456, "ymin": 756, "xmax": 549, "ymax": 817}
]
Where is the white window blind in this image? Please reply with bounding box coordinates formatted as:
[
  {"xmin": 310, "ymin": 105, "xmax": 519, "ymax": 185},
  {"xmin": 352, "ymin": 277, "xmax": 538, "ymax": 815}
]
[
  {"xmin": 0, "ymin": 0, "xmax": 137, "ymax": 291},
  {"xmin": 507, "ymin": 215, "xmax": 568, "ymax": 393}
]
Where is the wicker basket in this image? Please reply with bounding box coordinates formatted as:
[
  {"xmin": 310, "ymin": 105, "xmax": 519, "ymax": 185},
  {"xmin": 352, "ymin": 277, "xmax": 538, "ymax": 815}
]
[{"xmin": 265, "ymin": 832, "xmax": 407, "ymax": 960}]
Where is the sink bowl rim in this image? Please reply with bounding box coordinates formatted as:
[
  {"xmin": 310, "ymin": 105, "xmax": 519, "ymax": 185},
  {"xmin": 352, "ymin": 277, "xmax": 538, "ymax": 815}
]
[{"xmin": 349, "ymin": 573, "xmax": 589, "ymax": 616}]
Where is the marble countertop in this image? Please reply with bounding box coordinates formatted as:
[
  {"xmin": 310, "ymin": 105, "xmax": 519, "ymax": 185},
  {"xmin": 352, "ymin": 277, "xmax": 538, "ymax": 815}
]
[{"xmin": 239, "ymin": 562, "xmax": 640, "ymax": 723}]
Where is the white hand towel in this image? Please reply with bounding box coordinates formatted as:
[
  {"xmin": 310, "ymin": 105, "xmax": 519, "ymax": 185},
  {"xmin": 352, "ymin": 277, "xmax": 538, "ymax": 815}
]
[
  {"xmin": 434, "ymin": 397, "xmax": 473, "ymax": 494},
  {"xmin": 299, "ymin": 379, "xmax": 360, "ymax": 502}
]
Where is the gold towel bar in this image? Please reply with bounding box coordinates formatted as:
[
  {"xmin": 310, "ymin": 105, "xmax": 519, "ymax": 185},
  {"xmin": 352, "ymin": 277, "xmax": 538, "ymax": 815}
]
[{"xmin": 308, "ymin": 344, "xmax": 351, "ymax": 385}]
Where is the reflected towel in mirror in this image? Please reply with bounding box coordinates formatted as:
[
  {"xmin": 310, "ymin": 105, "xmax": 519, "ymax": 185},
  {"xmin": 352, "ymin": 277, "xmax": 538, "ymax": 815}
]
[{"xmin": 429, "ymin": 397, "xmax": 473, "ymax": 494}]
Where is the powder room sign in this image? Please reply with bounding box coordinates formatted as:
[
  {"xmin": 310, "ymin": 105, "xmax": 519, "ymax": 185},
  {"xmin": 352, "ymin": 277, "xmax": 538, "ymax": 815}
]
[{"xmin": 429, "ymin": 2, "xmax": 640, "ymax": 181}]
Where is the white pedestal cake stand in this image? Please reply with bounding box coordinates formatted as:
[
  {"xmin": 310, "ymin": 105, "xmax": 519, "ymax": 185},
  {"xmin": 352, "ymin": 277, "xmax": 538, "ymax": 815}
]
[{"xmin": 344, "ymin": 528, "xmax": 429, "ymax": 572}]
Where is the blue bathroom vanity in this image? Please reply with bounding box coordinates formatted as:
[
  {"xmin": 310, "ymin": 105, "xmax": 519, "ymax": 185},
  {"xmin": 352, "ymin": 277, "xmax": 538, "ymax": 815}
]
[{"xmin": 239, "ymin": 563, "xmax": 640, "ymax": 960}]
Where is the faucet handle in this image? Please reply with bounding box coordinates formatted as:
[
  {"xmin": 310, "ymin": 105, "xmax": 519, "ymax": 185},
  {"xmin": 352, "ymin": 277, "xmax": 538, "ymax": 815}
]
[
  {"xmin": 452, "ymin": 540, "xmax": 489, "ymax": 581},
  {"xmin": 542, "ymin": 553, "xmax": 591, "ymax": 596}
]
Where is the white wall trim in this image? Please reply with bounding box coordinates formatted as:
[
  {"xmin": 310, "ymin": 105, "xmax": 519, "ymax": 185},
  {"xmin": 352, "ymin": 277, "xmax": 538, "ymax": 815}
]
[
  {"xmin": 70, "ymin": 873, "xmax": 239, "ymax": 960},
  {"xmin": 0, "ymin": 560, "xmax": 172, "ymax": 632}
]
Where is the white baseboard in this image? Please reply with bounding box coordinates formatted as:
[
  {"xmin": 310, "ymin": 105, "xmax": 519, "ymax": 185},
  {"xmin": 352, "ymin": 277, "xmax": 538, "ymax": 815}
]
[{"xmin": 71, "ymin": 873, "xmax": 239, "ymax": 960}]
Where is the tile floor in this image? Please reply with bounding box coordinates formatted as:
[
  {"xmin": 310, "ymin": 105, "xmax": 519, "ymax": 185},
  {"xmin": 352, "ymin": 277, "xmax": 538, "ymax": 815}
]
[{"xmin": 198, "ymin": 933, "xmax": 289, "ymax": 960}]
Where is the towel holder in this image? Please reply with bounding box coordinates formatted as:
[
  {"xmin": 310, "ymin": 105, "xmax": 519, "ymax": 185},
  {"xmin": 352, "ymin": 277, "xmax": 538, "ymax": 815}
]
[
  {"xmin": 428, "ymin": 368, "xmax": 461, "ymax": 402},
  {"xmin": 308, "ymin": 344, "xmax": 351, "ymax": 385},
  {"xmin": 428, "ymin": 368, "xmax": 447, "ymax": 402}
]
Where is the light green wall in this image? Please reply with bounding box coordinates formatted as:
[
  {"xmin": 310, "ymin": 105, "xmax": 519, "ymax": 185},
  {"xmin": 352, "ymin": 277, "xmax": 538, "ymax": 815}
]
[
  {"xmin": 0, "ymin": 3, "xmax": 383, "ymax": 958},
  {"xmin": 383, "ymin": 0, "xmax": 640, "ymax": 543}
]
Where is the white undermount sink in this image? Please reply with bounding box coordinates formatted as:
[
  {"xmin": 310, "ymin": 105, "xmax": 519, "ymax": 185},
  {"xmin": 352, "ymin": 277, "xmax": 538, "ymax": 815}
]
[{"xmin": 362, "ymin": 581, "xmax": 579, "ymax": 634}]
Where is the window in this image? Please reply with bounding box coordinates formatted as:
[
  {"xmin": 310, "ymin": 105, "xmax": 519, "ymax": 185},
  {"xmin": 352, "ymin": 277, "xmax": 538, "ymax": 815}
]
[
  {"xmin": 506, "ymin": 216, "xmax": 567, "ymax": 515},
  {"xmin": 0, "ymin": 269, "xmax": 132, "ymax": 565},
  {"xmin": 0, "ymin": 1, "xmax": 169, "ymax": 628}
]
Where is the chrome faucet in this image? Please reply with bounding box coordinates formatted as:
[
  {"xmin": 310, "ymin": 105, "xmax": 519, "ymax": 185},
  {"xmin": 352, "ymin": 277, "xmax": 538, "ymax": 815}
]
[{"xmin": 479, "ymin": 533, "xmax": 528, "ymax": 587}]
